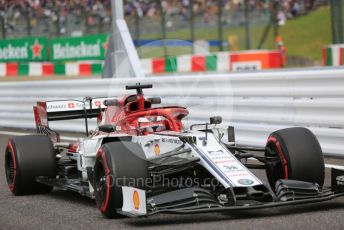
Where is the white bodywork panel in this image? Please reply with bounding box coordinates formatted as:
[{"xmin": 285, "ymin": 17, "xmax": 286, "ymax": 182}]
[
  {"xmin": 78, "ymin": 138, "xmax": 102, "ymax": 172},
  {"xmin": 77, "ymin": 138, "xmax": 102, "ymax": 192},
  {"xmin": 121, "ymin": 186, "xmax": 147, "ymax": 216},
  {"xmin": 74, "ymin": 129, "xmax": 262, "ymax": 197},
  {"xmin": 132, "ymin": 131, "xmax": 262, "ymax": 188},
  {"xmin": 132, "ymin": 133, "xmax": 197, "ymax": 160},
  {"xmin": 191, "ymin": 134, "xmax": 262, "ymax": 187}
]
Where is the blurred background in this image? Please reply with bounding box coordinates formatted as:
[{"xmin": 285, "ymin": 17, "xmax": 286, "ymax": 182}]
[
  {"xmin": 0, "ymin": 0, "xmax": 337, "ymax": 67},
  {"xmin": 1, "ymin": 1, "xmax": 344, "ymax": 159}
]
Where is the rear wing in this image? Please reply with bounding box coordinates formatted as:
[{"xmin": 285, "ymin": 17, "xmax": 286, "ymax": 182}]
[{"xmin": 33, "ymin": 98, "xmax": 115, "ymax": 141}]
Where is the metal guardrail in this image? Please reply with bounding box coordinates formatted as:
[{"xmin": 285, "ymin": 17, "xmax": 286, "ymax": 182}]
[{"xmin": 0, "ymin": 67, "xmax": 344, "ymax": 156}]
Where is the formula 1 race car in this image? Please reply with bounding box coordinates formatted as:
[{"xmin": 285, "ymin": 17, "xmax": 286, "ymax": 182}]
[{"xmin": 4, "ymin": 83, "xmax": 344, "ymax": 218}]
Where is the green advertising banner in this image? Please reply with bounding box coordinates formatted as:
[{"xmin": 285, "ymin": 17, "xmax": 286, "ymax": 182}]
[
  {"xmin": 50, "ymin": 34, "xmax": 108, "ymax": 61},
  {"xmin": 0, "ymin": 37, "xmax": 47, "ymax": 62}
]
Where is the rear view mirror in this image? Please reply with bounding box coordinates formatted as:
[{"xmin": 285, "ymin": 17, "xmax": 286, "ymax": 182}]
[
  {"xmin": 147, "ymin": 97, "xmax": 161, "ymax": 104},
  {"xmin": 210, "ymin": 116, "xmax": 222, "ymax": 125},
  {"xmin": 98, "ymin": 124, "xmax": 115, "ymax": 133},
  {"xmin": 104, "ymin": 99, "xmax": 119, "ymax": 106}
]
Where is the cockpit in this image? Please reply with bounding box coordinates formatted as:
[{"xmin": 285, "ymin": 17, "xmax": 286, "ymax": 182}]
[{"xmin": 98, "ymin": 84, "xmax": 189, "ymax": 134}]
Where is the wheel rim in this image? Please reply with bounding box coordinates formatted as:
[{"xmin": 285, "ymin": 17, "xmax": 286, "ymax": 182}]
[
  {"xmin": 265, "ymin": 143, "xmax": 286, "ymax": 189},
  {"xmin": 95, "ymin": 162, "xmax": 107, "ymax": 208},
  {"xmin": 5, "ymin": 148, "xmax": 15, "ymax": 188}
]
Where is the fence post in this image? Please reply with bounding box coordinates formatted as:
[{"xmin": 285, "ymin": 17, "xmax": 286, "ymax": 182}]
[
  {"xmin": 135, "ymin": 10, "xmax": 141, "ymax": 57},
  {"xmin": 0, "ymin": 15, "xmax": 5, "ymax": 39},
  {"xmin": 330, "ymin": 0, "xmax": 337, "ymax": 43},
  {"xmin": 190, "ymin": 0, "xmax": 195, "ymax": 54},
  {"xmin": 26, "ymin": 11, "xmax": 31, "ymax": 37},
  {"xmin": 217, "ymin": 0, "xmax": 223, "ymax": 51},
  {"xmin": 338, "ymin": 0, "xmax": 343, "ymax": 43},
  {"xmin": 244, "ymin": 0, "xmax": 251, "ymax": 49},
  {"xmin": 55, "ymin": 9, "xmax": 61, "ymax": 37},
  {"xmin": 330, "ymin": 0, "xmax": 344, "ymax": 43},
  {"xmin": 82, "ymin": 7, "xmax": 88, "ymax": 35},
  {"xmin": 98, "ymin": 17, "xmax": 103, "ymax": 34},
  {"xmin": 272, "ymin": 0, "xmax": 279, "ymax": 40},
  {"xmin": 257, "ymin": 21, "xmax": 271, "ymax": 49},
  {"xmin": 157, "ymin": 0, "xmax": 167, "ymax": 57}
]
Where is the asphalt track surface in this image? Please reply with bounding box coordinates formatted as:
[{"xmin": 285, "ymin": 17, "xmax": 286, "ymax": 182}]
[{"xmin": 0, "ymin": 133, "xmax": 344, "ymax": 230}]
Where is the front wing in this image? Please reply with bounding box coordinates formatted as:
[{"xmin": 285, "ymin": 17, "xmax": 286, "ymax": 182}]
[{"xmin": 118, "ymin": 168, "xmax": 344, "ymax": 217}]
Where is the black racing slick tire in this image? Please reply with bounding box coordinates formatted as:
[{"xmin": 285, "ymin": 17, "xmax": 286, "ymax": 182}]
[
  {"xmin": 94, "ymin": 142, "xmax": 148, "ymax": 218},
  {"xmin": 265, "ymin": 127, "xmax": 325, "ymax": 189},
  {"xmin": 4, "ymin": 135, "xmax": 56, "ymax": 195}
]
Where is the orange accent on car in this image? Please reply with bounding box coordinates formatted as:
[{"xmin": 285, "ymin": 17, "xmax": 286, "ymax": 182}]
[
  {"xmin": 133, "ymin": 190, "xmax": 140, "ymax": 210},
  {"xmin": 154, "ymin": 144, "xmax": 160, "ymax": 156}
]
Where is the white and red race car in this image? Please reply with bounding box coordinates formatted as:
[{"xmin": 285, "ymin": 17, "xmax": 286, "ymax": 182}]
[{"xmin": 4, "ymin": 84, "xmax": 344, "ymax": 218}]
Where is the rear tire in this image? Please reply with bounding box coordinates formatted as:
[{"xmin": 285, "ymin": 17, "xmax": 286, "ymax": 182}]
[
  {"xmin": 5, "ymin": 135, "xmax": 56, "ymax": 195},
  {"xmin": 94, "ymin": 142, "xmax": 148, "ymax": 218},
  {"xmin": 265, "ymin": 127, "xmax": 324, "ymax": 189}
]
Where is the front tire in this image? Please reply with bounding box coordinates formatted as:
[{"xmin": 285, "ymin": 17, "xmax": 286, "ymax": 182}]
[
  {"xmin": 265, "ymin": 127, "xmax": 324, "ymax": 189},
  {"xmin": 94, "ymin": 142, "xmax": 148, "ymax": 218},
  {"xmin": 5, "ymin": 135, "xmax": 56, "ymax": 195}
]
